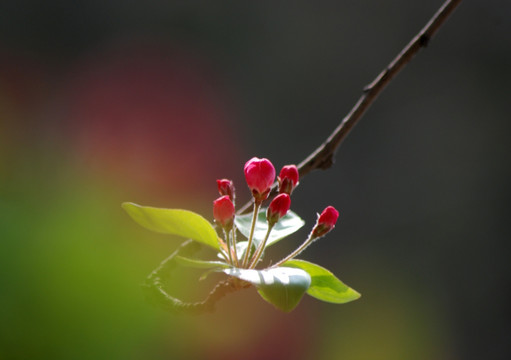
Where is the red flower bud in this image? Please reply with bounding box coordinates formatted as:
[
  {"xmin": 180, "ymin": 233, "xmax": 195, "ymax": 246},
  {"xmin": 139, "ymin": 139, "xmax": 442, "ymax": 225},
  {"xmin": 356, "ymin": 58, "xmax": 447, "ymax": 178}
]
[
  {"xmin": 267, "ymin": 193, "xmax": 291, "ymax": 225},
  {"xmin": 278, "ymin": 165, "xmax": 299, "ymax": 195},
  {"xmin": 217, "ymin": 179, "xmax": 235, "ymax": 201},
  {"xmin": 213, "ymin": 195, "xmax": 235, "ymax": 229},
  {"xmin": 311, "ymin": 206, "xmax": 339, "ymax": 238},
  {"xmin": 244, "ymin": 157, "xmax": 276, "ymax": 203}
]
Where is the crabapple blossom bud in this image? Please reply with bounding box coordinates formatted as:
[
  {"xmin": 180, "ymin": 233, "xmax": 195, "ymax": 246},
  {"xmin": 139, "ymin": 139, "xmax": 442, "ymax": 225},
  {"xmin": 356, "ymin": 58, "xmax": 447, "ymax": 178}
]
[
  {"xmin": 217, "ymin": 179, "xmax": 235, "ymax": 201},
  {"xmin": 267, "ymin": 193, "xmax": 291, "ymax": 225},
  {"xmin": 244, "ymin": 157, "xmax": 276, "ymax": 203},
  {"xmin": 311, "ymin": 206, "xmax": 339, "ymax": 238},
  {"xmin": 278, "ymin": 165, "xmax": 299, "ymax": 195},
  {"xmin": 213, "ymin": 195, "xmax": 235, "ymax": 229}
]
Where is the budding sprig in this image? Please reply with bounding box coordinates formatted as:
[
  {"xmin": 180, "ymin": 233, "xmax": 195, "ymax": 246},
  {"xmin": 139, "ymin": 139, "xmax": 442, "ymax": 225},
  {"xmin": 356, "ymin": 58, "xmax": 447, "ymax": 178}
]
[
  {"xmin": 213, "ymin": 157, "xmax": 339, "ymax": 270},
  {"xmin": 123, "ymin": 155, "xmax": 358, "ymax": 313}
]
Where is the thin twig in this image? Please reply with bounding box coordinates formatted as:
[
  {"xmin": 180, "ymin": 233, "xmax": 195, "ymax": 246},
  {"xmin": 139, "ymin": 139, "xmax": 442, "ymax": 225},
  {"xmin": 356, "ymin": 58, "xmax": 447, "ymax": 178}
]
[
  {"xmin": 143, "ymin": 239, "xmax": 251, "ymax": 314},
  {"xmin": 147, "ymin": 0, "xmax": 462, "ymax": 313},
  {"xmin": 239, "ymin": 0, "xmax": 462, "ymax": 214}
]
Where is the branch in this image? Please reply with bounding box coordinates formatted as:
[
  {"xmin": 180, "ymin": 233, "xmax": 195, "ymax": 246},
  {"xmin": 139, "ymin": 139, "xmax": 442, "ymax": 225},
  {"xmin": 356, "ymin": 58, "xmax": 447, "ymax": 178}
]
[
  {"xmin": 239, "ymin": 0, "xmax": 462, "ymax": 214},
  {"xmin": 145, "ymin": 0, "xmax": 463, "ymax": 313}
]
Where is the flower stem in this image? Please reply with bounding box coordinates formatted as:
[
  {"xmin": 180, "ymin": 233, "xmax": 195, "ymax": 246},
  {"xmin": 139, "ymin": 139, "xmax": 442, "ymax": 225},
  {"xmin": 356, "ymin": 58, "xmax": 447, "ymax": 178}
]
[
  {"xmin": 273, "ymin": 233, "xmax": 317, "ymax": 267},
  {"xmin": 242, "ymin": 202, "xmax": 260, "ymax": 267},
  {"xmin": 231, "ymin": 226, "xmax": 239, "ymax": 267},
  {"xmin": 223, "ymin": 229, "xmax": 233, "ymax": 265},
  {"xmin": 248, "ymin": 223, "xmax": 274, "ymax": 269}
]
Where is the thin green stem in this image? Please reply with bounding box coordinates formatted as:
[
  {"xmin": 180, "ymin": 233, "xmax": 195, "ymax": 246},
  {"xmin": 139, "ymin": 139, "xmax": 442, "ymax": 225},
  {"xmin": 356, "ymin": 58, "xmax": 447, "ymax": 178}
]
[
  {"xmin": 223, "ymin": 229, "xmax": 233, "ymax": 265},
  {"xmin": 248, "ymin": 223, "xmax": 274, "ymax": 269},
  {"xmin": 273, "ymin": 233, "xmax": 317, "ymax": 267},
  {"xmin": 231, "ymin": 226, "xmax": 239, "ymax": 267},
  {"xmin": 242, "ymin": 202, "xmax": 261, "ymax": 267},
  {"xmin": 218, "ymin": 249, "xmax": 229, "ymax": 263}
]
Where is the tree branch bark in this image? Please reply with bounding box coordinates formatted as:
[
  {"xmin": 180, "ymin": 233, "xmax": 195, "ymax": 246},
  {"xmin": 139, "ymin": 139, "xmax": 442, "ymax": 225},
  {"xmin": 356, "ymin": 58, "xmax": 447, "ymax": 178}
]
[{"xmin": 239, "ymin": 0, "xmax": 462, "ymax": 214}]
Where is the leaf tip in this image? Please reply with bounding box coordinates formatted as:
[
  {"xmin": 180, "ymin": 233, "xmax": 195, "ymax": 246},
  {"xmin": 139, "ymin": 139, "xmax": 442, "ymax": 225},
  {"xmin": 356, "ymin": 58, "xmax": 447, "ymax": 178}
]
[
  {"xmin": 121, "ymin": 201, "xmax": 134, "ymax": 209},
  {"xmin": 122, "ymin": 202, "xmax": 143, "ymax": 214}
]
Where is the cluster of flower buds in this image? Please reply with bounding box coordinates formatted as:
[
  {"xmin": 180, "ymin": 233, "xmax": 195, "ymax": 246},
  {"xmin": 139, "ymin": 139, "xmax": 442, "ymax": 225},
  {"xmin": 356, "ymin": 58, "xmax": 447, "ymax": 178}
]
[{"xmin": 212, "ymin": 156, "xmax": 340, "ymax": 267}]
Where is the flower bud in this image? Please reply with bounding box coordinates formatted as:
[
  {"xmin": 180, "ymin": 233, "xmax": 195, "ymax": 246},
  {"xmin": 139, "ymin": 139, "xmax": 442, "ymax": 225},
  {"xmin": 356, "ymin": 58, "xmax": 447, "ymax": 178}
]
[
  {"xmin": 278, "ymin": 165, "xmax": 299, "ymax": 195},
  {"xmin": 213, "ymin": 195, "xmax": 235, "ymax": 229},
  {"xmin": 311, "ymin": 206, "xmax": 339, "ymax": 238},
  {"xmin": 217, "ymin": 179, "xmax": 235, "ymax": 202},
  {"xmin": 267, "ymin": 193, "xmax": 291, "ymax": 225},
  {"xmin": 244, "ymin": 157, "xmax": 276, "ymax": 203}
]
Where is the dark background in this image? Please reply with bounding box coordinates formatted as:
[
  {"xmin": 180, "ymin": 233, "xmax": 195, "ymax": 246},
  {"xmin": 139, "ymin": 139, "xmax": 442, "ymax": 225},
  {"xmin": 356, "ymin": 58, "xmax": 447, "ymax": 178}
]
[{"xmin": 1, "ymin": 1, "xmax": 510, "ymax": 359}]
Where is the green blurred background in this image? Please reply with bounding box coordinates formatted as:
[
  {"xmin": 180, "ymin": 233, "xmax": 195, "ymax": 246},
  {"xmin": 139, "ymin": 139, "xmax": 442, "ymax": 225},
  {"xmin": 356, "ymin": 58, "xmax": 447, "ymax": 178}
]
[{"xmin": 1, "ymin": 1, "xmax": 510, "ymax": 359}]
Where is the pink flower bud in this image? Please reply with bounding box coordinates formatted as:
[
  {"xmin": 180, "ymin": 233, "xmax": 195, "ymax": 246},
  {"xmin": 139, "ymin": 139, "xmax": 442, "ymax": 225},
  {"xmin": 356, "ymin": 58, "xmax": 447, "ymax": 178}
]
[
  {"xmin": 217, "ymin": 179, "xmax": 235, "ymax": 201},
  {"xmin": 244, "ymin": 157, "xmax": 276, "ymax": 203},
  {"xmin": 311, "ymin": 206, "xmax": 339, "ymax": 238},
  {"xmin": 213, "ymin": 195, "xmax": 235, "ymax": 229},
  {"xmin": 278, "ymin": 165, "xmax": 299, "ymax": 195},
  {"xmin": 267, "ymin": 193, "xmax": 291, "ymax": 225}
]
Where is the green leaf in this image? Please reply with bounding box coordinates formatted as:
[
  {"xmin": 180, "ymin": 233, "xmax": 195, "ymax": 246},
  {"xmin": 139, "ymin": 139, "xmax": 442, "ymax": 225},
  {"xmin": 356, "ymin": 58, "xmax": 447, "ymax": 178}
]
[
  {"xmin": 235, "ymin": 208, "xmax": 305, "ymax": 247},
  {"xmin": 283, "ymin": 259, "xmax": 360, "ymax": 304},
  {"xmin": 224, "ymin": 267, "xmax": 311, "ymax": 312},
  {"xmin": 175, "ymin": 256, "xmax": 230, "ymax": 269},
  {"xmin": 122, "ymin": 202, "xmax": 220, "ymax": 250}
]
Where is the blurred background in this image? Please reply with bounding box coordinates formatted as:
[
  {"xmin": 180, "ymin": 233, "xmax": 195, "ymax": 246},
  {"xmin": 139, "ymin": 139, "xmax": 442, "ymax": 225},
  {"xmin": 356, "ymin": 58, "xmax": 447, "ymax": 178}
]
[{"xmin": 1, "ymin": 1, "xmax": 510, "ymax": 359}]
